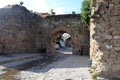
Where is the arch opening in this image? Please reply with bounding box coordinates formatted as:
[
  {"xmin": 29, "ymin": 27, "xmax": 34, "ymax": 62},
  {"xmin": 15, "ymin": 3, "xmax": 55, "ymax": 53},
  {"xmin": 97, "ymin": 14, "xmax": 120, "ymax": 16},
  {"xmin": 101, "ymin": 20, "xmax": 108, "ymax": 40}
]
[
  {"xmin": 50, "ymin": 30, "xmax": 74, "ymax": 54},
  {"xmin": 54, "ymin": 32, "xmax": 72, "ymax": 54}
]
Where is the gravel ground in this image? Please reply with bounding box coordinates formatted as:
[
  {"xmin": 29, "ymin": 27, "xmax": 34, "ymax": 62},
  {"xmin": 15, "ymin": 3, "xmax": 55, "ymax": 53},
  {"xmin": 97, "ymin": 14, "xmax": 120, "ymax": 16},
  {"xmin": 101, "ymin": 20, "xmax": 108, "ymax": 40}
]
[
  {"xmin": 0, "ymin": 53, "xmax": 41, "ymax": 75},
  {"xmin": 16, "ymin": 53, "xmax": 70, "ymax": 80},
  {"xmin": 16, "ymin": 55, "xmax": 91, "ymax": 80},
  {"xmin": 0, "ymin": 48, "xmax": 92, "ymax": 80},
  {"xmin": 37, "ymin": 55, "xmax": 91, "ymax": 80}
]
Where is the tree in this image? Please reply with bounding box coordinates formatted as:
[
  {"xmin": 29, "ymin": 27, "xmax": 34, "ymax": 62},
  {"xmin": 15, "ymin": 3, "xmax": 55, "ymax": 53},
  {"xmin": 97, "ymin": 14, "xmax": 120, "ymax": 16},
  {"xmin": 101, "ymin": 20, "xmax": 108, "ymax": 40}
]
[
  {"xmin": 80, "ymin": 0, "xmax": 91, "ymax": 26},
  {"xmin": 50, "ymin": 9, "xmax": 55, "ymax": 15},
  {"xmin": 19, "ymin": 1, "xmax": 24, "ymax": 6}
]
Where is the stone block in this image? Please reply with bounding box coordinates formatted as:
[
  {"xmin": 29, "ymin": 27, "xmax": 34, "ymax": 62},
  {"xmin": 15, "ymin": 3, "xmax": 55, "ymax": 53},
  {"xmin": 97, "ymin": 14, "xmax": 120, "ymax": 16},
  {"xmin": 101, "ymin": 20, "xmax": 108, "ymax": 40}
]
[
  {"xmin": 111, "ymin": 0, "xmax": 120, "ymax": 4},
  {"xmin": 112, "ymin": 30, "xmax": 120, "ymax": 35},
  {"xmin": 114, "ymin": 47, "xmax": 120, "ymax": 51},
  {"xmin": 113, "ymin": 35, "xmax": 120, "ymax": 39}
]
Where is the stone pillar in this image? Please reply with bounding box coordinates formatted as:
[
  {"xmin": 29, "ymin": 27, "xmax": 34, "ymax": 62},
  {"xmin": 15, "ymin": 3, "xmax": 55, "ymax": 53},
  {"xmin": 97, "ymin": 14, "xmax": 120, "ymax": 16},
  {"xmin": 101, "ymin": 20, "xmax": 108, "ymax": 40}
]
[{"xmin": 90, "ymin": 0, "xmax": 120, "ymax": 78}]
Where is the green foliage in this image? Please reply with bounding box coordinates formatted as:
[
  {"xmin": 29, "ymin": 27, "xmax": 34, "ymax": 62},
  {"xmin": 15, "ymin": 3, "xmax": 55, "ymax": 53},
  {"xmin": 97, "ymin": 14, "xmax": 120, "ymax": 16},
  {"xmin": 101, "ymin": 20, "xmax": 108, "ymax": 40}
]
[
  {"xmin": 80, "ymin": 0, "xmax": 91, "ymax": 26},
  {"xmin": 91, "ymin": 73, "xmax": 98, "ymax": 80}
]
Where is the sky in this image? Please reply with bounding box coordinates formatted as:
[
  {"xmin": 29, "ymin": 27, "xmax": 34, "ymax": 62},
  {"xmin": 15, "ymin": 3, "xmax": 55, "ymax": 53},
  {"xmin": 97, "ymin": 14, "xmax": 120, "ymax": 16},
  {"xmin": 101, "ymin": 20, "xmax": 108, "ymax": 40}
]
[{"xmin": 0, "ymin": 0, "xmax": 83, "ymax": 14}]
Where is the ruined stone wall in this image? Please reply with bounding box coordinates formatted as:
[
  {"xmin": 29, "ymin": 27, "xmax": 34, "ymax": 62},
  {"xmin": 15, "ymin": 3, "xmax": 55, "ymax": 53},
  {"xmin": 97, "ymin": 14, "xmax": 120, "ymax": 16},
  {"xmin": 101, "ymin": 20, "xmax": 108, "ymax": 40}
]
[
  {"xmin": 0, "ymin": 5, "xmax": 43, "ymax": 53},
  {"xmin": 90, "ymin": 0, "xmax": 120, "ymax": 78},
  {"xmin": 0, "ymin": 5, "xmax": 89, "ymax": 55}
]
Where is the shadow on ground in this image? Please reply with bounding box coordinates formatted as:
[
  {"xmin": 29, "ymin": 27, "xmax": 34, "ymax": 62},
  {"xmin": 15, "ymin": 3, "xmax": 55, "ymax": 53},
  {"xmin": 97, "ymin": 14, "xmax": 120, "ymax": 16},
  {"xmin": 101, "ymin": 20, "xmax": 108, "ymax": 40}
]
[{"xmin": 0, "ymin": 48, "xmax": 90, "ymax": 80}]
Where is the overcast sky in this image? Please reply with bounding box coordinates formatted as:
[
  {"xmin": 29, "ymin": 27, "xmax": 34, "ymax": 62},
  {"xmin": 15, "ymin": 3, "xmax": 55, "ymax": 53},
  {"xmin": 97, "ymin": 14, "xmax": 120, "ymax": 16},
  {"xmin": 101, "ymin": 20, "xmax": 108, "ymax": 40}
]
[{"xmin": 0, "ymin": 0, "xmax": 83, "ymax": 14}]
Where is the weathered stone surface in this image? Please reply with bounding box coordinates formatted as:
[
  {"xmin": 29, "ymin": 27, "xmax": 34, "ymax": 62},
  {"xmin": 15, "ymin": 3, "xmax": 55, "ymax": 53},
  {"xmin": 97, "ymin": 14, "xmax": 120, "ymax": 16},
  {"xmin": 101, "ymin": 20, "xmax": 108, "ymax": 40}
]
[
  {"xmin": 113, "ymin": 35, "xmax": 120, "ymax": 39},
  {"xmin": 111, "ymin": 0, "xmax": 120, "ymax": 4},
  {"xmin": 90, "ymin": 0, "xmax": 120, "ymax": 78}
]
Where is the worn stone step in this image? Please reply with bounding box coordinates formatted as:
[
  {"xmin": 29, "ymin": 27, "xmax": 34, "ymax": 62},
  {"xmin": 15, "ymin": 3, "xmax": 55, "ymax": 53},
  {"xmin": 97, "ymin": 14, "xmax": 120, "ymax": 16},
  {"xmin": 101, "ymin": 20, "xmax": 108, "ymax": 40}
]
[
  {"xmin": 0, "ymin": 53, "xmax": 41, "ymax": 64},
  {"xmin": 2, "ymin": 56, "xmax": 42, "ymax": 70}
]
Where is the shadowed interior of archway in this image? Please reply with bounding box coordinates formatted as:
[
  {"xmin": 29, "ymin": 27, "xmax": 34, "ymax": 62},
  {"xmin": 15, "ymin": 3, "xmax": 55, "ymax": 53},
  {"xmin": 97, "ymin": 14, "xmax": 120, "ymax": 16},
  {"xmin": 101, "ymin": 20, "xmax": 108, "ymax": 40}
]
[{"xmin": 49, "ymin": 30, "xmax": 74, "ymax": 54}]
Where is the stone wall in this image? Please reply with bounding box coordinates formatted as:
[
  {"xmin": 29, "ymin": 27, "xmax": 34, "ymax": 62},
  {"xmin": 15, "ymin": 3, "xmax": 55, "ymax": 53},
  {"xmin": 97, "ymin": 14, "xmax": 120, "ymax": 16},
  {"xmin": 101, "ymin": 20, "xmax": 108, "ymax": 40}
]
[
  {"xmin": 0, "ymin": 5, "xmax": 45, "ymax": 53},
  {"xmin": 90, "ymin": 0, "xmax": 120, "ymax": 78},
  {"xmin": 0, "ymin": 5, "xmax": 89, "ymax": 55}
]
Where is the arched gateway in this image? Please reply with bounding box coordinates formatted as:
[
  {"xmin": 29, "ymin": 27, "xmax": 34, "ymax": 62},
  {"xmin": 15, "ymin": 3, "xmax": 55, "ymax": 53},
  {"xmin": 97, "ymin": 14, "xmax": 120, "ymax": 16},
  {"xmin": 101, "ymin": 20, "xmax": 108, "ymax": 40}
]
[{"xmin": 39, "ymin": 14, "xmax": 89, "ymax": 55}]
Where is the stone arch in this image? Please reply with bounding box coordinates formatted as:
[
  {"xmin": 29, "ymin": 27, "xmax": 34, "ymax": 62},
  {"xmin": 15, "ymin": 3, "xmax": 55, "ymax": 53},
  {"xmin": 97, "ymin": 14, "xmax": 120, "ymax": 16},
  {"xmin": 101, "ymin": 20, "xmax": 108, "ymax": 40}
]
[
  {"xmin": 48, "ymin": 26, "xmax": 77, "ymax": 54},
  {"xmin": 49, "ymin": 27, "xmax": 75, "ymax": 52},
  {"xmin": 43, "ymin": 14, "xmax": 89, "ymax": 55}
]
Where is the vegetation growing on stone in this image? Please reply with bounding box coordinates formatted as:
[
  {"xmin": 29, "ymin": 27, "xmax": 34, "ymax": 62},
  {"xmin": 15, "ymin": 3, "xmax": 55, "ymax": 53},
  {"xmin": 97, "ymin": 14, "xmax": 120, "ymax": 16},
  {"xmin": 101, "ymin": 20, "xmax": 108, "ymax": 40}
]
[
  {"xmin": 91, "ymin": 73, "xmax": 98, "ymax": 80},
  {"xmin": 80, "ymin": 0, "xmax": 91, "ymax": 26}
]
